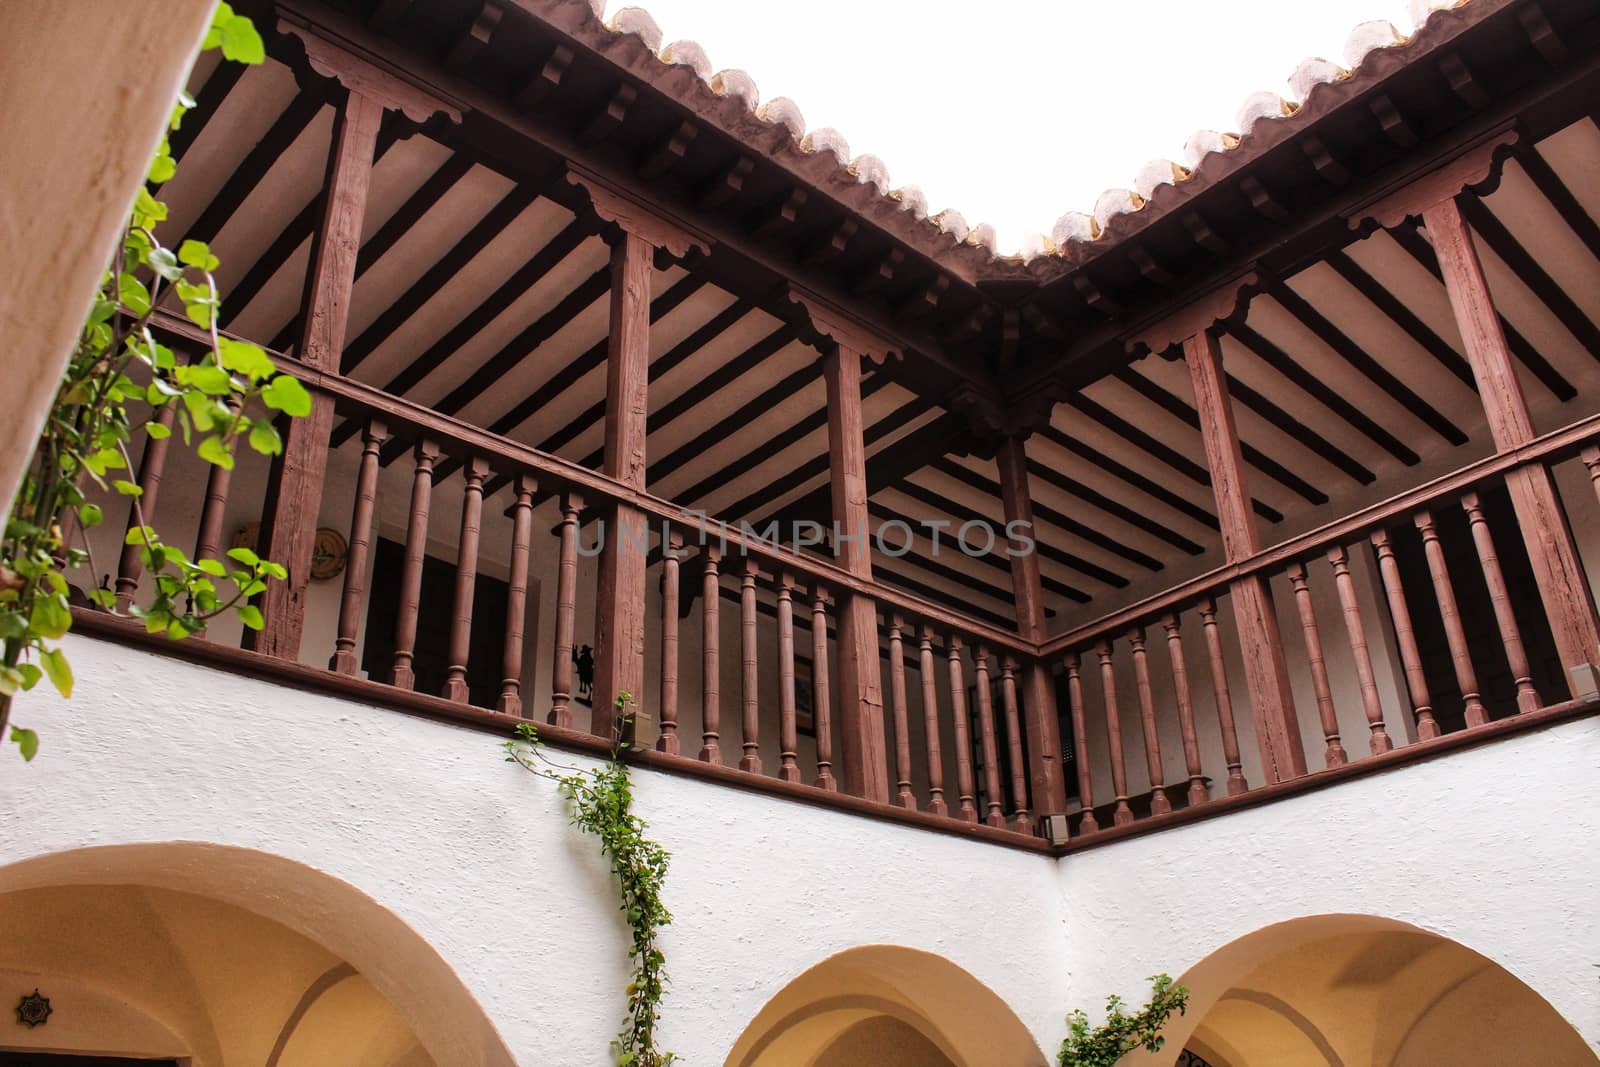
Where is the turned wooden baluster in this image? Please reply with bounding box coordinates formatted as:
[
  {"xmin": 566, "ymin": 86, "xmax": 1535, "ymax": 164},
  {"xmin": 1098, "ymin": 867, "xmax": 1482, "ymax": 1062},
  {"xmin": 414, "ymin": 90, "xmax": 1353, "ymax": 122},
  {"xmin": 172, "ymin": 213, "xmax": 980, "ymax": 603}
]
[
  {"xmin": 812, "ymin": 585, "xmax": 836, "ymax": 790},
  {"xmin": 116, "ymin": 405, "xmax": 177, "ymax": 611},
  {"xmin": 739, "ymin": 558, "xmax": 762, "ymax": 773},
  {"xmin": 888, "ymin": 615, "xmax": 915, "ymax": 809},
  {"xmin": 656, "ymin": 533, "xmax": 683, "ymax": 752},
  {"xmin": 1000, "ymin": 656, "xmax": 1030, "ymax": 832},
  {"xmin": 918, "ymin": 625, "xmax": 948, "ymax": 815},
  {"xmin": 1160, "ymin": 614, "xmax": 1209, "ymax": 806},
  {"xmin": 391, "ymin": 438, "xmax": 441, "ymax": 690},
  {"xmin": 498, "ymin": 473, "xmax": 536, "ymax": 716},
  {"xmin": 1095, "ymin": 640, "xmax": 1135, "ymax": 826},
  {"xmin": 1584, "ymin": 447, "xmax": 1600, "ymax": 502},
  {"xmin": 1416, "ymin": 510, "xmax": 1489, "ymax": 727},
  {"xmin": 1461, "ymin": 492, "xmax": 1538, "ymax": 715},
  {"xmin": 548, "ymin": 490, "xmax": 583, "ymax": 727},
  {"xmin": 193, "ymin": 405, "xmax": 239, "ymax": 564},
  {"xmin": 330, "ymin": 418, "xmax": 388, "ymax": 673},
  {"xmin": 1064, "ymin": 652, "xmax": 1098, "ymax": 831},
  {"xmin": 973, "ymin": 647, "xmax": 1006, "ymax": 827},
  {"xmin": 946, "ymin": 636, "xmax": 978, "ymax": 821},
  {"xmin": 443, "ymin": 457, "xmax": 491, "ymax": 702},
  {"xmin": 776, "ymin": 573, "xmax": 800, "ymax": 781},
  {"xmin": 1127, "ymin": 628, "xmax": 1171, "ymax": 816},
  {"xmin": 1286, "ymin": 562, "xmax": 1348, "ymax": 766},
  {"xmin": 700, "ymin": 544, "xmax": 722, "ymax": 764},
  {"xmin": 1327, "ymin": 544, "xmax": 1392, "ymax": 754},
  {"xmin": 1197, "ymin": 599, "xmax": 1249, "ymax": 794},
  {"xmin": 1371, "ymin": 528, "xmax": 1439, "ymax": 739}
]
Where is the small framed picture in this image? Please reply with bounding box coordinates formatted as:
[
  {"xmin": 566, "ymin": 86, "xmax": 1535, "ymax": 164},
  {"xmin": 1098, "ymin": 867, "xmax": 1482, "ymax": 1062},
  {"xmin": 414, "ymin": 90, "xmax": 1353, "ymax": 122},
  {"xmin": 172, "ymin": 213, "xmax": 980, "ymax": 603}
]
[{"xmin": 795, "ymin": 656, "xmax": 816, "ymax": 736}]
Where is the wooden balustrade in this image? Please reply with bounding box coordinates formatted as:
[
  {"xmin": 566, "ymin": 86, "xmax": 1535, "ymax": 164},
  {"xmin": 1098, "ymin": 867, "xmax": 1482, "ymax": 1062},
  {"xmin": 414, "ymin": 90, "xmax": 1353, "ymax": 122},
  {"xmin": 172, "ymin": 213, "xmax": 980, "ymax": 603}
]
[
  {"xmin": 657, "ymin": 533, "xmax": 683, "ymax": 753},
  {"xmin": 499, "ymin": 473, "xmax": 536, "ymax": 716},
  {"xmin": 390, "ymin": 437, "xmax": 440, "ymax": 691}
]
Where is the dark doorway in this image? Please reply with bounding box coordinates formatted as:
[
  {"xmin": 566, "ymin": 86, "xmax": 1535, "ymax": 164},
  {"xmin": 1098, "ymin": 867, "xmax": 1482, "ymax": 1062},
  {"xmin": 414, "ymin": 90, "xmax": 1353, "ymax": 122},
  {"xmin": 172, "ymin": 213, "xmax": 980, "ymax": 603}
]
[
  {"xmin": 1383, "ymin": 483, "xmax": 1564, "ymax": 730},
  {"xmin": 360, "ymin": 536, "xmax": 513, "ymax": 708}
]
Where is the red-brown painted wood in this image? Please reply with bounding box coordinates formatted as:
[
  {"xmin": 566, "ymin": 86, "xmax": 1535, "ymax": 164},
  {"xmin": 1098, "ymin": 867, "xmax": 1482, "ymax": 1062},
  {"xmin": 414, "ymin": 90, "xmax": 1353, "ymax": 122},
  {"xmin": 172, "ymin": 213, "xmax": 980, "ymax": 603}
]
[
  {"xmin": 918, "ymin": 624, "xmax": 948, "ymax": 815},
  {"xmin": 700, "ymin": 544, "xmax": 722, "ymax": 764},
  {"xmin": 1371, "ymin": 528, "xmax": 1439, "ymax": 739},
  {"xmin": 593, "ymin": 231, "xmax": 651, "ymax": 730},
  {"xmin": 1000, "ymin": 655, "xmax": 1031, "ymax": 832},
  {"xmin": 1415, "ymin": 509, "xmax": 1488, "ymax": 727},
  {"xmin": 888, "ymin": 614, "xmax": 915, "ymax": 809},
  {"xmin": 1161, "ymin": 614, "xmax": 1209, "ymax": 806},
  {"xmin": 995, "ymin": 434, "xmax": 1069, "ymax": 816},
  {"xmin": 1424, "ymin": 197, "xmax": 1600, "ymax": 698},
  {"xmin": 1183, "ymin": 329, "xmax": 1307, "ymax": 783},
  {"xmin": 812, "ymin": 585, "xmax": 836, "ymax": 791},
  {"xmin": 116, "ymin": 405, "xmax": 177, "ymax": 612},
  {"xmin": 1127, "ymin": 628, "xmax": 1172, "ymax": 815},
  {"xmin": 739, "ymin": 557, "xmax": 762, "ymax": 773},
  {"xmin": 974, "ymin": 647, "xmax": 1006, "ymax": 827},
  {"xmin": 549, "ymin": 490, "xmax": 583, "ymax": 728},
  {"xmin": 777, "ymin": 573, "xmax": 799, "ymax": 781},
  {"xmin": 193, "ymin": 451, "xmax": 235, "ymax": 566},
  {"xmin": 1461, "ymin": 491, "xmax": 1538, "ymax": 714},
  {"xmin": 1198, "ymin": 598, "xmax": 1249, "ymax": 794},
  {"xmin": 822, "ymin": 345, "xmax": 889, "ymax": 802},
  {"xmin": 330, "ymin": 417, "xmax": 388, "ymax": 675},
  {"xmin": 391, "ymin": 437, "xmax": 441, "ymax": 691},
  {"xmin": 1065, "ymin": 652, "xmax": 1097, "ymax": 831},
  {"xmin": 443, "ymin": 456, "xmax": 491, "ymax": 702},
  {"xmin": 255, "ymin": 90, "xmax": 383, "ymax": 660},
  {"xmin": 499, "ymin": 472, "xmax": 536, "ymax": 715},
  {"xmin": 948, "ymin": 635, "xmax": 978, "ymax": 822},
  {"xmin": 1286, "ymin": 561, "xmax": 1348, "ymax": 766},
  {"xmin": 657, "ymin": 533, "xmax": 683, "ymax": 752},
  {"xmin": 1327, "ymin": 544, "xmax": 1393, "ymax": 754},
  {"xmin": 1095, "ymin": 640, "xmax": 1135, "ymax": 826}
]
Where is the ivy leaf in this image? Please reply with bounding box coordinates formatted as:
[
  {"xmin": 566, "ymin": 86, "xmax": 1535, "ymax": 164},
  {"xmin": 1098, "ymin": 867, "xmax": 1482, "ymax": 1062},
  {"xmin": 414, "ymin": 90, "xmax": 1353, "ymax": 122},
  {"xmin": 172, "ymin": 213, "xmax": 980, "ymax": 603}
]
[
  {"xmin": 29, "ymin": 595, "xmax": 72, "ymax": 640},
  {"xmin": 10, "ymin": 727, "xmax": 38, "ymax": 762},
  {"xmin": 219, "ymin": 14, "xmax": 266, "ymax": 64},
  {"xmin": 145, "ymin": 421, "xmax": 172, "ymax": 440},
  {"xmin": 196, "ymin": 559, "xmax": 227, "ymax": 577},
  {"xmin": 113, "ymin": 480, "xmax": 143, "ymax": 497},
  {"xmin": 40, "ymin": 648, "xmax": 72, "ymax": 699},
  {"xmin": 237, "ymin": 605, "xmax": 265, "ymax": 631},
  {"xmin": 15, "ymin": 664, "xmax": 41, "ymax": 692},
  {"xmin": 178, "ymin": 239, "xmax": 220, "ymax": 271},
  {"xmin": 149, "ymin": 247, "xmax": 183, "ymax": 282},
  {"xmin": 248, "ymin": 420, "xmax": 282, "ymax": 456},
  {"xmin": 79, "ymin": 503, "xmax": 103, "ymax": 528},
  {"xmin": 262, "ymin": 375, "xmax": 312, "ymax": 417},
  {"xmin": 218, "ymin": 337, "xmax": 274, "ymax": 381},
  {"xmin": 148, "ymin": 153, "xmax": 177, "ymax": 184},
  {"xmin": 118, "ymin": 273, "xmax": 152, "ymax": 316},
  {"xmin": 198, "ymin": 435, "xmax": 235, "ymax": 470},
  {"xmin": 227, "ymin": 546, "xmax": 260, "ymax": 567},
  {"xmin": 187, "ymin": 364, "xmax": 233, "ymax": 396}
]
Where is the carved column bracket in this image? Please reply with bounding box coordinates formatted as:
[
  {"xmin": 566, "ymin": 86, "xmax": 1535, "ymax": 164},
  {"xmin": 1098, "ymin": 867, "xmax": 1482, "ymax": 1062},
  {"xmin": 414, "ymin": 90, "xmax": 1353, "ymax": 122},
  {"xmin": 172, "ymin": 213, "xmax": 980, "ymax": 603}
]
[
  {"xmin": 785, "ymin": 287, "xmax": 902, "ymax": 366},
  {"xmin": 1347, "ymin": 125, "xmax": 1519, "ymax": 232},
  {"xmin": 276, "ymin": 17, "xmax": 464, "ymax": 126},
  {"xmin": 1124, "ymin": 270, "xmax": 1260, "ymax": 359},
  {"xmin": 565, "ymin": 170, "xmax": 710, "ymax": 262}
]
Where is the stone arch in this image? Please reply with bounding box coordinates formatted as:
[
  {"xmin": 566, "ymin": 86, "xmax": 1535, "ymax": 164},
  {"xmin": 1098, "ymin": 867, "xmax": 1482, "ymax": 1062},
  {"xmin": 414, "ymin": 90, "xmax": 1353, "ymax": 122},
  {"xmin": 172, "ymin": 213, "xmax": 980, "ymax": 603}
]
[
  {"xmin": 0, "ymin": 842, "xmax": 515, "ymax": 1067},
  {"xmin": 724, "ymin": 944, "xmax": 1047, "ymax": 1067},
  {"xmin": 1158, "ymin": 914, "xmax": 1595, "ymax": 1067}
]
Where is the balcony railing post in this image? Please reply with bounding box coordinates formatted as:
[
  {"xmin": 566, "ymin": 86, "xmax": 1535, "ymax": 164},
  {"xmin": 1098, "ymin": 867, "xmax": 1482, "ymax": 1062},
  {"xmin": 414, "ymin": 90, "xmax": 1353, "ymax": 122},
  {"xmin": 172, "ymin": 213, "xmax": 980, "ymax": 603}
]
[
  {"xmin": 1182, "ymin": 329, "xmax": 1308, "ymax": 782},
  {"xmin": 592, "ymin": 230, "xmax": 651, "ymax": 736},
  {"xmin": 1461, "ymin": 492, "xmax": 1539, "ymax": 715},
  {"xmin": 1423, "ymin": 196, "xmax": 1600, "ymax": 700},
  {"xmin": 822, "ymin": 343, "xmax": 889, "ymax": 802},
  {"xmin": 656, "ymin": 532, "xmax": 683, "ymax": 752},
  {"xmin": 251, "ymin": 88, "xmax": 383, "ymax": 660},
  {"xmin": 330, "ymin": 417, "xmax": 388, "ymax": 675},
  {"xmin": 498, "ymin": 472, "xmax": 537, "ymax": 716},
  {"xmin": 995, "ymin": 433, "xmax": 1069, "ymax": 824},
  {"xmin": 443, "ymin": 456, "xmax": 491, "ymax": 702}
]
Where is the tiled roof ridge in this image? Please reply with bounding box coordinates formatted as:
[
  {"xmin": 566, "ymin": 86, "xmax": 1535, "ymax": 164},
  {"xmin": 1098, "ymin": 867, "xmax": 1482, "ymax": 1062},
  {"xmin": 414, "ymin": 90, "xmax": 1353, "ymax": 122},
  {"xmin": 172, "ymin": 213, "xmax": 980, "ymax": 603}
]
[{"xmin": 544, "ymin": 0, "xmax": 1490, "ymax": 273}]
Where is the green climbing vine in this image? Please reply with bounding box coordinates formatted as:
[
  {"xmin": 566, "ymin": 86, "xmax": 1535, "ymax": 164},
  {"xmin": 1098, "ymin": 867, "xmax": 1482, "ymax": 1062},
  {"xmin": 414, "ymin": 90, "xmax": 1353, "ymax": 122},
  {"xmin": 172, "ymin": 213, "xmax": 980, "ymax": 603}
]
[
  {"xmin": 504, "ymin": 693, "xmax": 676, "ymax": 1066},
  {"xmin": 0, "ymin": 4, "xmax": 306, "ymax": 761},
  {"xmin": 1058, "ymin": 974, "xmax": 1190, "ymax": 1067}
]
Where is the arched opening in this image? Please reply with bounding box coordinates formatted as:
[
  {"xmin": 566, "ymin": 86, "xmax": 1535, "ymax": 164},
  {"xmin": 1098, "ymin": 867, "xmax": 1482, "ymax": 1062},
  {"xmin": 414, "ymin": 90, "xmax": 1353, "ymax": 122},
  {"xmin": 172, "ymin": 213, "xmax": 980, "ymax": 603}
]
[
  {"xmin": 725, "ymin": 944, "xmax": 1046, "ymax": 1067},
  {"xmin": 0, "ymin": 843, "xmax": 514, "ymax": 1067},
  {"xmin": 1165, "ymin": 915, "xmax": 1595, "ymax": 1067}
]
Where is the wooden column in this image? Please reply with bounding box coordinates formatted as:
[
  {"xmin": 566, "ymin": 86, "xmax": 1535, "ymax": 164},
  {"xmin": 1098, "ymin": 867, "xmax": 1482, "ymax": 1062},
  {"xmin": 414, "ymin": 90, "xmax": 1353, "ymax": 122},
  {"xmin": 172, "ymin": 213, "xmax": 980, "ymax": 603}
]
[
  {"xmin": 1462, "ymin": 492, "xmax": 1539, "ymax": 714},
  {"xmin": 822, "ymin": 344, "xmax": 889, "ymax": 802},
  {"xmin": 390, "ymin": 438, "xmax": 440, "ymax": 690},
  {"xmin": 1416, "ymin": 509, "xmax": 1488, "ymax": 727},
  {"xmin": 1371, "ymin": 528, "xmax": 1439, "ymax": 739},
  {"xmin": 1064, "ymin": 652, "xmax": 1098, "ymax": 831},
  {"xmin": 443, "ymin": 457, "xmax": 490, "ymax": 702},
  {"xmin": 593, "ymin": 231, "xmax": 651, "ymax": 731},
  {"xmin": 888, "ymin": 615, "xmax": 915, "ymax": 809},
  {"xmin": 1128, "ymin": 628, "xmax": 1171, "ymax": 816},
  {"xmin": 1096, "ymin": 640, "xmax": 1134, "ymax": 826},
  {"xmin": 918, "ymin": 624, "xmax": 947, "ymax": 815},
  {"xmin": 947, "ymin": 636, "xmax": 977, "ymax": 822},
  {"xmin": 1328, "ymin": 545, "xmax": 1392, "ymax": 755},
  {"xmin": 252, "ymin": 90, "xmax": 383, "ymax": 659},
  {"xmin": 498, "ymin": 473, "xmax": 536, "ymax": 715},
  {"xmin": 329, "ymin": 417, "xmax": 387, "ymax": 674},
  {"xmin": 1000, "ymin": 656, "xmax": 1030, "ymax": 832},
  {"xmin": 973, "ymin": 647, "xmax": 1005, "ymax": 827},
  {"xmin": 1198, "ymin": 598, "xmax": 1249, "ymax": 794},
  {"xmin": 1286, "ymin": 562, "xmax": 1347, "ymax": 766},
  {"xmin": 657, "ymin": 533, "xmax": 683, "ymax": 752},
  {"xmin": 995, "ymin": 433, "xmax": 1069, "ymax": 820},
  {"xmin": 1183, "ymin": 330, "xmax": 1308, "ymax": 782},
  {"xmin": 700, "ymin": 544, "xmax": 721, "ymax": 763},
  {"xmin": 776, "ymin": 574, "xmax": 800, "ymax": 781},
  {"xmin": 1161, "ymin": 614, "xmax": 1209, "ymax": 806},
  {"xmin": 811, "ymin": 586, "xmax": 836, "ymax": 790},
  {"xmin": 1423, "ymin": 197, "xmax": 1600, "ymax": 699},
  {"xmin": 739, "ymin": 558, "xmax": 762, "ymax": 773},
  {"xmin": 549, "ymin": 491, "xmax": 582, "ymax": 727}
]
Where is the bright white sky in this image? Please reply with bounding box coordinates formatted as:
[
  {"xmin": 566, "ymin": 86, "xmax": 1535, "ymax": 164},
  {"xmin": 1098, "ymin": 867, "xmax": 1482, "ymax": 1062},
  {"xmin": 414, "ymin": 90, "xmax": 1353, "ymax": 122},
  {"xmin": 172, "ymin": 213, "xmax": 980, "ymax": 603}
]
[{"xmin": 613, "ymin": 0, "xmax": 1417, "ymax": 252}]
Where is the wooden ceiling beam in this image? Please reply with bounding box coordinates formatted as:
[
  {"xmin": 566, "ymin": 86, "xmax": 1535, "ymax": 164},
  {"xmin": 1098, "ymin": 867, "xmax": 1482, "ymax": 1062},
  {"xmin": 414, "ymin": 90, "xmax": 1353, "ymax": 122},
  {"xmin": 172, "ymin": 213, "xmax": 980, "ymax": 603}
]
[
  {"xmin": 1017, "ymin": 456, "xmax": 1204, "ymax": 555},
  {"xmin": 1038, "ymin": 426, "xmax": 1219, "ymax": 530},
  {"xmin": 185, "ymin": 90, "xmax": 326, "ymax": 248},
  {"xmin": 865, "ymin": 499, "xmax": 1088, "ymax": 604},
  {"xmin": 1515, "ymin": 142, "xmax": 1600, "ymax": 264},
  {"xmin": 1323, "ymin": 249, "xmax": 1475, "ymax": 389},
  {"xmin": 168, "ymin": 61, "xmax": 247, "ymax": 165},
  {"xmin": 515, "ymin": 43, "xmax": 573, "ymax": 111}
]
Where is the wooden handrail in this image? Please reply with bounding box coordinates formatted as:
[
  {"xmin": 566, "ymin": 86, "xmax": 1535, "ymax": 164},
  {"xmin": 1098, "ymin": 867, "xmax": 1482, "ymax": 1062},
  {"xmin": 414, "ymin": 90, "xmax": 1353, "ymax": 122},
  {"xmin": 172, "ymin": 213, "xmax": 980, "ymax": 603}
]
[
  {"xmin": 151, "ymin": 309, "xmax": 1033, "ymax": 655},
  {"xmin": 1040, "ymin": 410, "xmax": 1600, "ymax": 657}
]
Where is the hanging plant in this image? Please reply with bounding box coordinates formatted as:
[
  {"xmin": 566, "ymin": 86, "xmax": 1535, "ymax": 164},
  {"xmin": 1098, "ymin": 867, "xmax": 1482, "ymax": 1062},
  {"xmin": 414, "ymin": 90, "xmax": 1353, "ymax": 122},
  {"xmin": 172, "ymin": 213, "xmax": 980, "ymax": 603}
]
[
  {"xmin": 504, "ymin": 693, "xmax": 677, "ymax": 1066},
  {"xmin": 1058, "ymin": 974, "xmax": 1190, "ymax": 1067}
]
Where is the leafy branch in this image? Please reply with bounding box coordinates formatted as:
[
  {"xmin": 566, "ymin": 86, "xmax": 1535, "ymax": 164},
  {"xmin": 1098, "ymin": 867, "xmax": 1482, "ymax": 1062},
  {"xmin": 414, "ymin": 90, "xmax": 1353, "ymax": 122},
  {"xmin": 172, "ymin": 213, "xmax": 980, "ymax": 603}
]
[
  {"xmin": 1059, "ymin": 974, "xmax": 1190, "ymax": 1067},
  {"xmin": 0, "ymin": 5, "xmax": 306, "ymax": 761},
  {"xmin": 504, "ymin": 694, "xmax": 677, "ymax": 1066}
]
